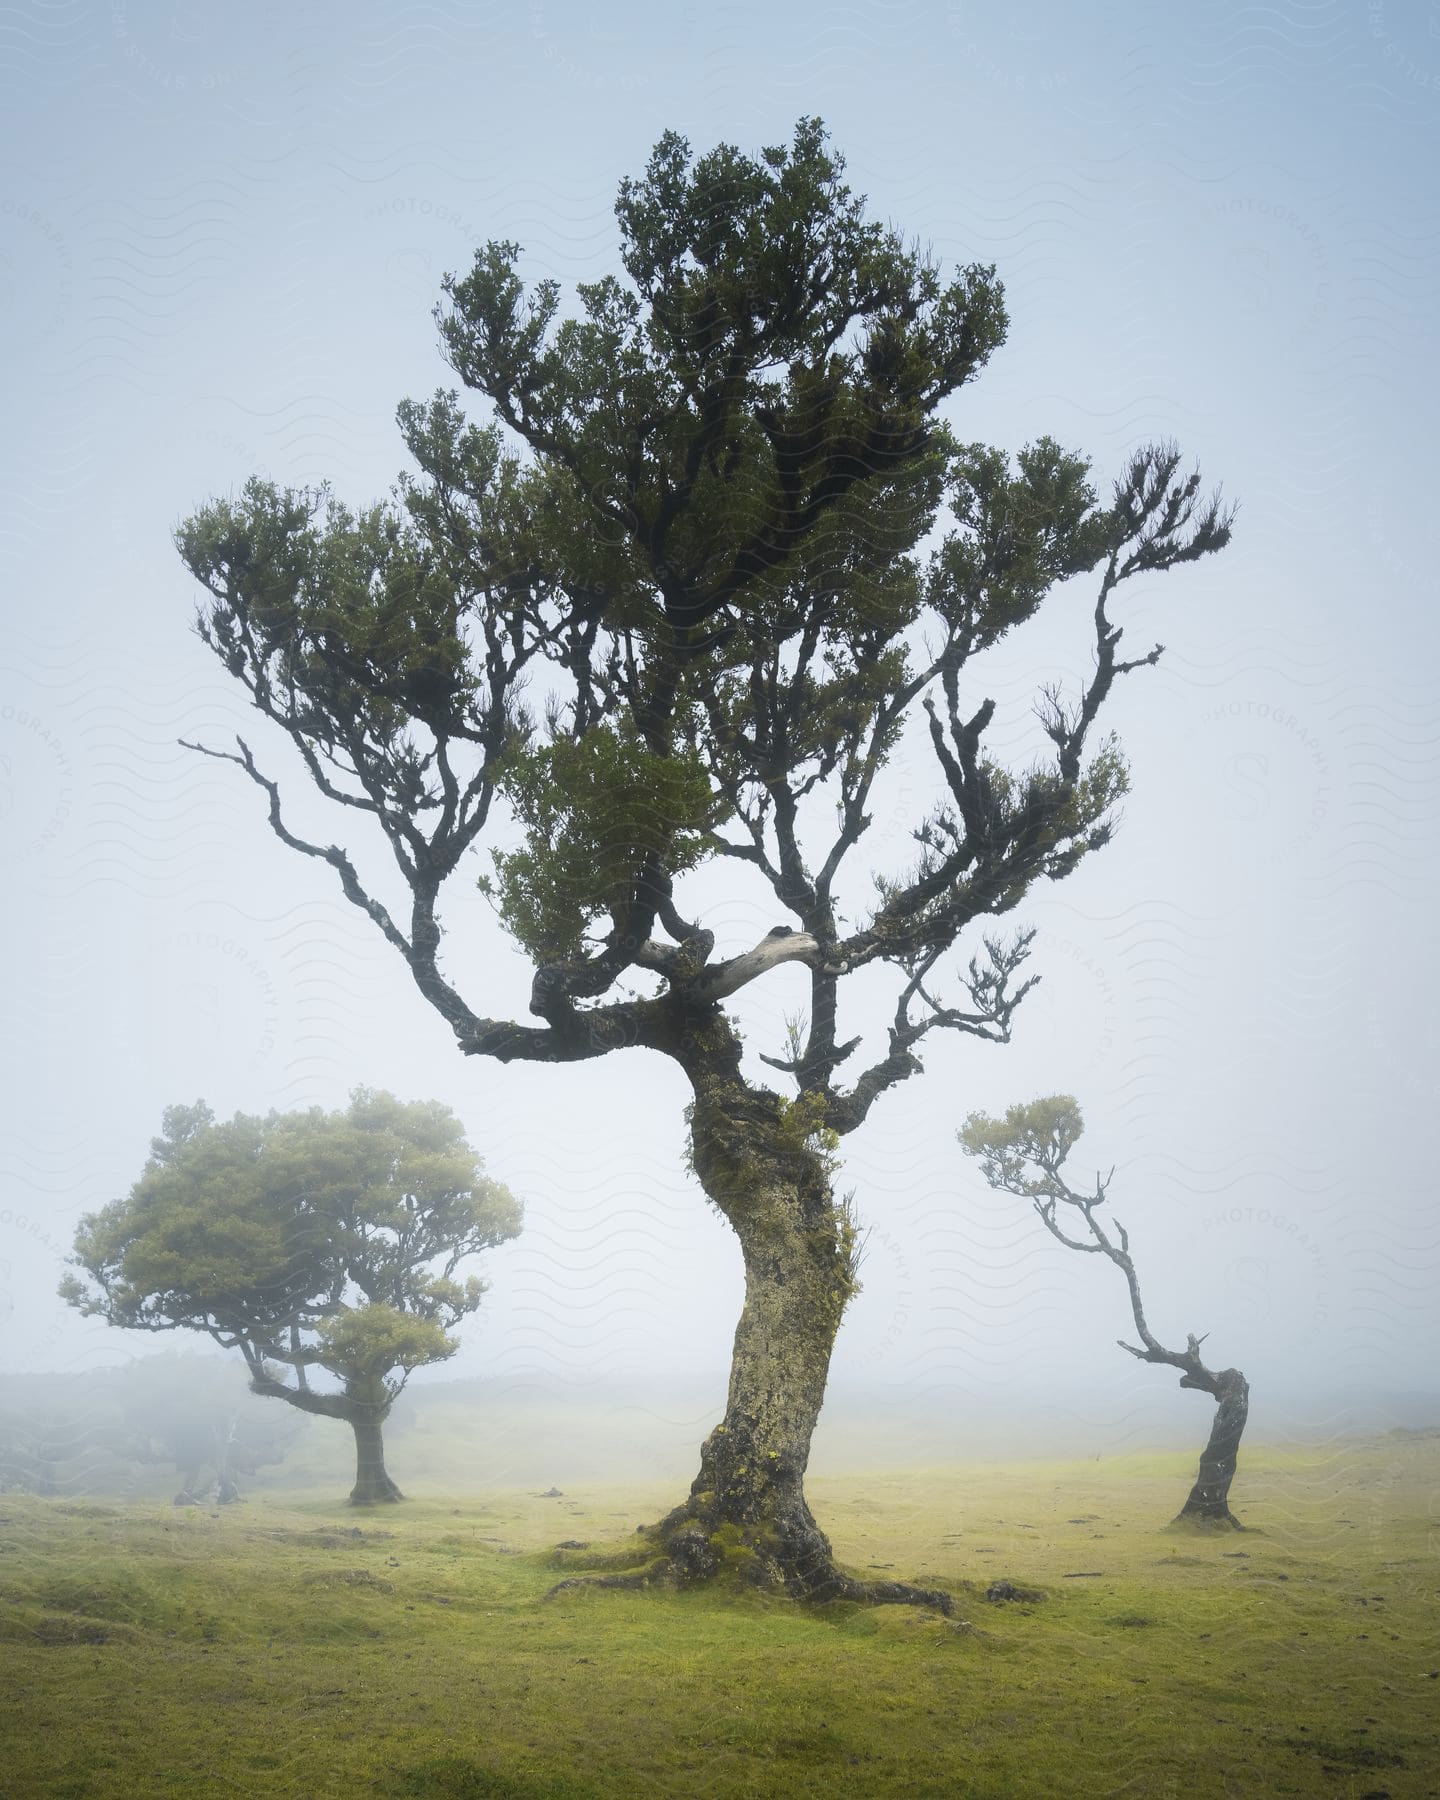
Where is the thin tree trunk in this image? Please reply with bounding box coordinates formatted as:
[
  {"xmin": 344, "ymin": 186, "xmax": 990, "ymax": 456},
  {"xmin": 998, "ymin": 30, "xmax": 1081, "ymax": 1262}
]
[
  {"xmin": 214, "ymin": 1418, "xmax": 241, "ymax": 1504},
  {"xmin": 1175, "ymin": 1369, "xmax": 1249, "ymax": 1527}
]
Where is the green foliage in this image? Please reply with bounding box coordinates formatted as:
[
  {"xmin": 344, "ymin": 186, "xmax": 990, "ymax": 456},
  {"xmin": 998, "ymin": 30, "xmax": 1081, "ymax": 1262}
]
[
  {"xmin": 60, "ymin": 1107, "xmax": 321, "ymax": 1342},
  {"xmin": 891, "ymin": 731, "xmax": 1131, "ymax": 947},
  {"xmin": 1063, "ymin": 734, "xmax": 1131, "ymax": 833},
  {"xmin": 314, "ymin": 1304, "xmax": 458, "ymax": 1381},
  {"xmin": 408, "ymin": 118, "xmax": 1028, "ymax": 969},
  {"xmin": 62, "ymin": 1091, "xmax": 523, "ymax": 1408},
  {"xmin": 481, "ymin": 725, "xmax": 721, "ymax": 961},
  {"xmin": 930, "ymin": 437, "xmax": 1109, "ymax": 647},
  {"xmin": 773, "ymin": 1091, "xmax": 842, "ymax": 1163},
  {"xmin": 438, "ymin": 118, "xmax": 1006, "ymax": 589},
  {"xmin": 176, "ymin": 475, "xmax": 522, "ymax": 824},
  {"xmin": 177, "ymin": 118, "xmax": 1229, "ymax": 1033},
  {"xmin": 958, "ymin": 1094, "xmax": 1085, "ymax": 1196},
  {"xmin": 179, "ymin": 479, "xmax": 477, "ymax": 725}
]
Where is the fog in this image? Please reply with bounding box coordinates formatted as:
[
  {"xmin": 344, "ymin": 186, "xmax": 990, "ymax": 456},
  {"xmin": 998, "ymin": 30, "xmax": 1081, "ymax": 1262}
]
[{"xmin": 3, "ymin": 2, "xmax": 1437, "ymax": 1489}]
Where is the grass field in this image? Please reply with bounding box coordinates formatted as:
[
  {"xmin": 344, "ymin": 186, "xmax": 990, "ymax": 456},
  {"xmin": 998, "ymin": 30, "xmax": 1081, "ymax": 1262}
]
[{"xmin": 2, "ymin": 1433, "xmax": 1436, "ymax": 1798}]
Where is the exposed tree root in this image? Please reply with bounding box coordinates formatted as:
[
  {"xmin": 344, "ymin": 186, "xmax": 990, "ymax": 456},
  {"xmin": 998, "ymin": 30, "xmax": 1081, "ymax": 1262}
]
[
  {"xmin": 544, "ymin": 1567, "xmax": 667, "ymax": 1600},
  {"xmin": 821, "ymin": 1571, "xmax": 956, "ymax": 1615},
  {"xmin": 542, "ymin": 1520, "xmax": 955, "ymax": 1615},
  {"xmin": 1169, "ymin": 1507, "xmax": 1246, "ymax": 1531}
]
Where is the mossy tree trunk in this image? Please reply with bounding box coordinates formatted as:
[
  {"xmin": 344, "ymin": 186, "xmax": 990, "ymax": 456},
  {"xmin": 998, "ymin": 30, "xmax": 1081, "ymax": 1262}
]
[
  {"xmin": 1175, "ymin": 1368, "xmax": 1249, "ymax": 1528},
  {"xmin": 347, "ymin": 1382, "xmax": 402, "ymax": 1507},
  {"xmin": 633, "ymin": 1043, "xmax": 951, "ymax": 1612},
  {"xmin": 246, "ymin": 1361, "xmax": 404, "ymax": 1507},
  {"xmin": 660, "ymin": 1105, "xmax": 854, "ymax": 1594}
]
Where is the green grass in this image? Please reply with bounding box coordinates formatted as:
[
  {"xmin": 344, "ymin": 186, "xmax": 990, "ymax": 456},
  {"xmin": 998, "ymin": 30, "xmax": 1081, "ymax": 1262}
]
[{"xmin": 1, "ymin": 1435, "xmax": 1437, "ymax": 1798}]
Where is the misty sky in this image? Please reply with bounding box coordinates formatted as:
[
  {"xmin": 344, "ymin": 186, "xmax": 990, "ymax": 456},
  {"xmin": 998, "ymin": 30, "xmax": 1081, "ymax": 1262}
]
[{"xmin": 3, "ymin": 1, "xmax": 1437, "ymax": 1457}]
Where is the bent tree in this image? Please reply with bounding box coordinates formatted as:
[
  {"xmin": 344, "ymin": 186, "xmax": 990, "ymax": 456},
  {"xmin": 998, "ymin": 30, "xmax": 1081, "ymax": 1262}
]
[
  {"xmin": 61, "ymin": 1092, "xmax": 523, "ymax": 1505},
  {"xmin": 959, "ymin": 1096, "xmax": 1251, "ymax": 1528},
  {"xmin": 176, "ymin": 120, "xmax": 1232, "ymax": 1602}
]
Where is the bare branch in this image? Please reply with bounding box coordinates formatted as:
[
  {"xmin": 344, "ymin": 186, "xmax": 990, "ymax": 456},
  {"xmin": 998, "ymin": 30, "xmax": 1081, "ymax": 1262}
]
[
  {"xmin": 829, "ymin": 928, "xmax": 1039, "ymax": 1134},
  {"xmin": 686, "ymin": 928, "xmax": 844, "ymax": 1004},
  {"xmin": 181, "ymin": 736, "xmax": 416, "ymax": 962}
]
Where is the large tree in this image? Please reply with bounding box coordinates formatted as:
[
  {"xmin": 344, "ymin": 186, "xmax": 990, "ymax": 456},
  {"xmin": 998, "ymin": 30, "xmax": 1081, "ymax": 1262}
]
[
  {"xmin": 959, "ymin": 1096, "xmax": 1250, "ymax": 1528},
  {"xmin": 61, "ymin": 1091, "xmax": 523, "ymax": 1505},
  {"xmin": 175, "ymin": 120, "xmax": 1232, "ymax": 1603}
]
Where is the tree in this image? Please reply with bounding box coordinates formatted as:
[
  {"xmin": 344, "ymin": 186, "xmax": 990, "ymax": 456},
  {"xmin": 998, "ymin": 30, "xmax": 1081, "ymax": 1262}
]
[
  {"xmin": 61, "ymin": 1091, "xmax": 523, "ymax": 1505},
  {"xmin": 959, "ymin": 1096, "xmax": 1250, "ymax": 1528},
  {"xmin": 0, "ymin": 1357, "xmax": 303, "ymax": 1501},
  {"xmin": 174, "ymin": 120, "xmax": 1232, "ymax": 1602},
  {"xmin": 115, "ymin": 1353, "xmax": 305, "ymax": 1505}
]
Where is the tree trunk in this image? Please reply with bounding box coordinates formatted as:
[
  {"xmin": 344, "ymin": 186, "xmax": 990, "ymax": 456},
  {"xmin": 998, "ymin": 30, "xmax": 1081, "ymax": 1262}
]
[
  {"xmin": 247, "ymin": 1360, "xmax": 404, "ymax": 1507},
  {"xmin": 634, "ymin": 1068, "xmax": 951, "ymax": 1612},
  {"xmin": 214, "ymin": 1420, "xmax": 241, "ymax": 1504},
  {"xmin": 1175, "ymin": 1369, "xmax": 1249, "ymax": 1527},
  {"xmin": 347, "ymin": 1394, "xmax": 402, "ymax": 1507},
  {"xmin": 660, "ymin": 1175, "xmax": 854, "ymax": 1595}
]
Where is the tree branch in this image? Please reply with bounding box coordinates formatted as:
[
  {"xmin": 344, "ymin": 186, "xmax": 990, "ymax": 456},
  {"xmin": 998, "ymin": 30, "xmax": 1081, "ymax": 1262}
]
[
  {"xmin": 829, "ymin": 930, "xmax": 1038, "ymax": 1134},
  {"xmin": 181, "ymin": 737, "xmax": 417, "ymax": 962},
  {"xmin": 685, "ymin": 927, "xmax": 846, "ymax": 1004}
]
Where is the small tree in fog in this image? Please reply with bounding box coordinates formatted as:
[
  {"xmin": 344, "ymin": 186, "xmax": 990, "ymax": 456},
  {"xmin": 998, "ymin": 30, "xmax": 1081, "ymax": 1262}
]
[
  {"xmin": 117, "ymin": 1354, "xmax": 305, "ymax": 1505},
  {"xmin": 960, "ymin": 1096, "xmax": 1250, "ymax": 1528},
  {"xmin": 0, "ymin": 1357, "xmax": 301, "ymax": 1501},
  {"xmin": 61, "ymin": 1091, "xmax": 523, "ymax": 1506}
]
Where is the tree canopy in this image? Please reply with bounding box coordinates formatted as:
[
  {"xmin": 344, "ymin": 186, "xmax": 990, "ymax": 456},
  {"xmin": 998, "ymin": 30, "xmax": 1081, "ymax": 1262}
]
[
  {"xmin": 62, "ymin": 1091, "xmax": 522, "ymax": 1501},
  {"xmin": 172, "ymin": 117, "xmax": 1233, "ymax": 1587},
  {"xmin": 175, "ymin": 119, "xmax": 1231, "ymax": 1099}
]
